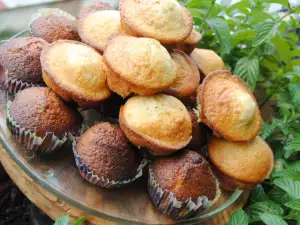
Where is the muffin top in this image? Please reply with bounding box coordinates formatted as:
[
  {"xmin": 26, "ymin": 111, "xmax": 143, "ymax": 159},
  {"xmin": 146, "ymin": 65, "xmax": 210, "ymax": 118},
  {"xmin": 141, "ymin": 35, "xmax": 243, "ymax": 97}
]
[
  {"xmin": 78, "ymin": 10, "xmax": 121, "ymax": 52},
  {"xmin": 76, "ymin": 122, "xmax": 141, "ymax": 181},
  {"xmin": 41, "ymin": 40, "xmax": 111, "ymax": 105},
  {"xmin": 10, "ymin": 87, "xmax": 79, "ymax": 138},
  {"xmin": 208, "ymin": 136, "xmax": 274, "ymax": 184},
  {"xmin": 199, "ymin": 70, "xmax": 261, "ymax": 141},
  {"xmin": 183, "ymin": 29, "xmax": 202, "ymax": 45},
  {"xmin": 151, "ymin": 150, "xmax": 217, "ymax": 201},
  {"xmin": 0, "ymin": 37, "xmax": 48, "ymax": 83},
  {"xmin": 120, "ymin": 0, "xmax": 193, "ymax": 43},
  {"xmin": 165, "ymin": 50, "xmax": 200, "ymax": 98},
  {"xmin": 120, "ymin": 94, "xmax": 192, "ymax": 150},
  {"xmin": 77, "ymin": 1, "xmax": 112, "ymax": 19},
  {"xmin": 104, "ymin": 34, "xmax": 177, "ymax": 91},
  {"xmin": 190, "ymin": 49, "xmax": 224, "ymax": 77},
  {"xmin": 30, "ymin": 14, "xmax": 80, "ymax": 43}
]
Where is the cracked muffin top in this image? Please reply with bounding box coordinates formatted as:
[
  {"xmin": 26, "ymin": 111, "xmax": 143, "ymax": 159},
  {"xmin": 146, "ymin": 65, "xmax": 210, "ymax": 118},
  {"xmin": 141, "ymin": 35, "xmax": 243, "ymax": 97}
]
[{"xmin": 77, "ymin": 1, "xmax": 112, "ymax": 19}]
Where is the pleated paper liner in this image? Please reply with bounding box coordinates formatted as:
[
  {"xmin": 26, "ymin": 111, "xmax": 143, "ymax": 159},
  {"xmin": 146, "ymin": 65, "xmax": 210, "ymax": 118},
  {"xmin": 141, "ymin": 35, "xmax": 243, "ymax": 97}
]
[{"xmin": 5, "ymin": 77, "xmax": 40, "ymax": 95}]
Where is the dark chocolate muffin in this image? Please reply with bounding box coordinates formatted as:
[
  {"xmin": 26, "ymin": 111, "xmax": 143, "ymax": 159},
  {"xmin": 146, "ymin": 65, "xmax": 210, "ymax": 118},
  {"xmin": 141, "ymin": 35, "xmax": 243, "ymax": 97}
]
[
  {"xmin": 77, "ymin": 1, "xmax": 113, "ymax": 19},
  {"xmin": 29, "ymin": 14, "xmax": 80, "ymax": 43},
  {"xmin": 148, "ymin": 150, "xmax": 218, "ymax": 219},
  {"xmin": 74, "ymin": 122, "xmax": 144, "ymax": 188}
]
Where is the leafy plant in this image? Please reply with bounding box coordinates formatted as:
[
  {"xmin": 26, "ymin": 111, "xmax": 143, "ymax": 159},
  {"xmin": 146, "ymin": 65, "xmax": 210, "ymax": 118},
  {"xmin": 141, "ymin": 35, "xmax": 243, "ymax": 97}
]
[
  {"xmin": 54, "ymin": 215, "xmax": 86, "ymax": 225},
  {"xmin": 180, "ymin": 0, "xmax": 300, "ymax": 224}
]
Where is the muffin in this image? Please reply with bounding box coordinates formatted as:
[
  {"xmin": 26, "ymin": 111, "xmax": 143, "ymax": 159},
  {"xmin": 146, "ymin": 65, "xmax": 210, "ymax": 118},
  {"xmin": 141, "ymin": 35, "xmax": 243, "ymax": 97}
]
[
  {"xmin": 29, "ymin": 9, "xmax": 80, "ymax": 43},
  {"xmin": 199, "ymin": 70, "xmax": 261, "ymax": 142},
  {"xmin": 190, "ymin": 49, "xmax": 224, "ymax": 77},
  {"xmin": 119, "ymin": 94, "xmax": 192, "ymax": 156},
  {"xmin": 77, "ymin": 1, "xmax": 112, "ymax": 19},
  {"xmin": 6, "ymin": 87, "xmax": 79, "ymax": 153},
  {"xmin": 120, "ymin": 0, "xmax": 193, "ymax": 44},
  {"xmin": 0, "ymin": 37, "xmax": 48, "ymax": 94},
  {"xmin": 73, "ymin": 122, "xmax": 146, "ymax": 188},
  {"xmin": 78, "ymin": 10, "xmax": 121, "ymax": 53},
  {"xmin": 104, "ymin": 34, "xmax": 177, "ymax": 98},
  {"xmin": 148, "ymin": 150, "xmax": 218, "ymax": 219},
  {"xmin": 41, "ymin": 40, "xmax": 111, "ymax": 108},
  {"xmin": 165, "ymin": 50, "xmax": 200, "ymax": 99},
  {"xmin": 164, "ymin": 29, "xmax": 202, "ymax": 55},
  {"xmin": 208, "ymin": 136, "xmax": 274, "ymax": 191}
]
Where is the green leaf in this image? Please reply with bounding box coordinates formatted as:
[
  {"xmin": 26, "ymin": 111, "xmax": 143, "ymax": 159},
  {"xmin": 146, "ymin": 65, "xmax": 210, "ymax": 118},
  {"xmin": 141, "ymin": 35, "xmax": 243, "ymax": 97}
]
[
  {"xmin": 284, "ymin": 137, "xmax": 300, "ymax": 159},
  {"xmin": 71, "ymin": 217, "xmax": 86, "ymax": 225},
  {"xmin": 233, "ymin": 56, "xmax": 259, "ymax": 90},
  {"xmin": 253, "ymin": 20, "xmax": 276, "ymax": 47},
  {"xmin": 247, "ymin": 201, "xmax": 284, "ymax": 223},
  {"xmin": 251, "ymin": 185, "xmax": 269, "ymax": 202},
  {"xmin": 274, "ymin": 178, "xmax": 300, "ymax": 199},
  {"xmin": 260, "ymin": 120, "xmax": 278, "ymax": 139},
  {"xmin": 285, "ymin": 199, "xmax": 300, "ymax": 210},
  {"xmin": 249, "ymin": 10, "xmax": 274, "ymax": 25},
  {"xmin": 232, "ymin": 29, "xmax": 256, "ymax": 46},
  {"xmin": 207, "ymin": 18, "xmax": 232, "ymax": 55},
  {"xmin": 228, "ymin": 209, "xmax": 249, "ymax": 225},
  {"xmin": 273, "ymin": 38, "xmax": 290, "ymax": 63},
  {"xmin": 268, "ymin": 187, "xmax": 292, "ymax": 204},
  {"xmin": 264, "ymin": 0, "xmax": 290, "ymax": 9},
  {"xmin": 285, "ymin": 209, "xmax": 300, "ymax": 220},
  {"xmin": 286, "ymin": 33, "xmax": 299, "ymax": 43},
  {"xmin": 288, "ymin": 83, "xmax": 300, "ymax": 108},
  {"xmin": 187, "ymin": 8, "xmax": 204, "ymax": 18},
  {"xmin": 226, "ymin": 1, "xmax": 251, "ymax": 15},
  {"xmin": 260, "ymin": 213, "xmax": 288, "ymax": 225},
  {"xmin": 185, "ymin": 0, "xmax": 212, "ymax": 9},
  {"xmin": 290, "ymin": 49, "xmax": 300, "ymax": 59},
  {"xmin": 54, "ymin": 216, "xmax": 70, "ymax": 225}
]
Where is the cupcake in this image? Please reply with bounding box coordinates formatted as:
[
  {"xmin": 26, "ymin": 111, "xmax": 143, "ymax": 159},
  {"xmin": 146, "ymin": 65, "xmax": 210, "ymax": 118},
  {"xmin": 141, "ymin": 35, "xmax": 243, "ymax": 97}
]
[
  {"xmin": 77, "ymin": 1, "xmax": 112, "ymax": 20},
  {"xmin": 0, "ymin": 37, "xmax": 48, "ymax": 94},
  {"xmin": 148, "ymin": 150, "xmax": 218, "ymax": 220},
  {"xmin": 6, "ymin": 87, "xmax": 79, "ymax": 153},
  {"xmin": 41, "ymin": 40, "xmax": 111, "ymax": 108},
  {"xmin": 119, "ymin": 0, "xmax": 193, "ymax": 44},
  {"xmin": 190, "ymin": 49, "xmax": 224, "ymax": 77},
  {"xmin": 73, "ymin": 122, "xmax": 146, "ymax": 188},
  {"xmin": 78, "ymin": 10, "xmax": 121, "ymax": 53},
  {"xmin": 164, "ymin": 29, "xmax": 202, "ymax": 55},
  {"xmin": 104, "ymin": 34, "xmax": 177, "ymax": 98},
  {"xmin": 198, "ymin": 70, "xmax": 261, "ymax": 142},
  {"xmin": 29, "ymin": 9, "xmax": 80, "ymax": 43},
  {"xmin": 208, "ymin": 136, "xmax": 274, "ymax": 191},
  {"xmin": 119, "ymin": 94, "xmax": 192, "ymax": 156},
  {"xmin": 165, "ymin": 50, "xmax": 200, "ymax": 99}
]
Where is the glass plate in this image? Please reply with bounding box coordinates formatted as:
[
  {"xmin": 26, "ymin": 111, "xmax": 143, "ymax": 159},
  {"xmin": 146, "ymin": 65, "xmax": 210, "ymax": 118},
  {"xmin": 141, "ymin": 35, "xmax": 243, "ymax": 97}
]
[{"xmin": 0, "ymin": 31, "xmax": 243, "ymax": 225}]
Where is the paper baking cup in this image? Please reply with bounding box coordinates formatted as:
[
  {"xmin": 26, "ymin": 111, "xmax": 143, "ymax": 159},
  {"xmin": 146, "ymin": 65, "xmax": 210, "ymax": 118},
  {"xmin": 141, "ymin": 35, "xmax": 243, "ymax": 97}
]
[
  {"xmin": 5, "ymin": 77, "xmax": 38, "ymax": 95},
  {"xmin": 6, "ymin": 101, "xmax": 68, "ymax": 153},
  {"xmin": 72, "ymin": 136, "xmax": 148, "ymax": 188},
  {"xmin": 148, "ymin": 166, "xmax": 220, "ymax": 220}
]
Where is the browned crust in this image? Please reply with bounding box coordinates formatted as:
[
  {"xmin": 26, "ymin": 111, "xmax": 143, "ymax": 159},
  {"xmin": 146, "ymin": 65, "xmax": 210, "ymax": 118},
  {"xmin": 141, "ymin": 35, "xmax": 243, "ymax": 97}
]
[
  {"xmin": 77, "ymin": 2, "xmax": 112, "ymax": 20},
  {"xmin": 119, "ymin": 0, "xmax": 193, "ymax": 44},
  {"xmin": 119, "ymin": 106, "xmax": 191, "ymax": 156},
  {"xmin": 200, "ymin": 70, "xmax": 261, "ymax": 142},
  {"xmin": 41, "ymin": 40, "xmax": 111, "ymax": 108}
]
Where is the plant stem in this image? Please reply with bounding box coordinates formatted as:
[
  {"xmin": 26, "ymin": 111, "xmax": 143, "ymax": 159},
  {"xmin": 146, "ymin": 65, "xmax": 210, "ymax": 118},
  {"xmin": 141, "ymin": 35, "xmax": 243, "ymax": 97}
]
[
  {"xmin": 200, "ymin": 0, "xmax": 216, "ymax": 32},
  {"xmin": 276, "ymin": 4, "xmax": 300, "ymax": 22},
  {"xmin": 259, "ymin": 95, "xmax": 273, "ymax": 108}
]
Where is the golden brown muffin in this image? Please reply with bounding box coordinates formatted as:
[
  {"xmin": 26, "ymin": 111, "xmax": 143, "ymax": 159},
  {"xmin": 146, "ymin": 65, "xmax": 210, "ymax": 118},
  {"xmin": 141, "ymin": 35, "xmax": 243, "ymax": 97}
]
[
  {"xmin": 149, "ymin": 150, "xmax": 217, "ymax": 219},
  {"xmin": 190, "ymin": 48, "xmax": 224, "ymax": 77},
  {"xmin": 119, "ymin": 94, "xmax": 192, "ymax": 156},
  {"xmin": 208, "ymin": 136, "xmax": 274, "ymax": 190},
  {"xmin": 187, "ymin": 110, "xmax": 207, "ymax": 151},
  {"xmin": 41, "ymin": 40, "xmax": 111, "ymax": 107},
  {"xmin": 9, "ymin": 87, "xmax": 79, "ymax": 138},
  {"xmin": 165, "ymin": 50, "xmax": 200, "ymax": 98},
  {"xmin": 74, "ymin": 122, "xmax": 143, "ymax": 187},
  {"xmin": 77, "ymin": 1, "xmax": 112, "ymax": 19},
  {"xmin": 78, "ymin": 10, "xmax": 121, "ymax": 52},
  {"xmin": 199, "ymin": 70, "xmax": 261, "ymax": 142},
  {"xmin": 30, "ymin": 14, "xmax": 80, "ymax": 43},
  {"xmin": 104, "ymin": 34, "xmax": 177, "ymax": 98},
  {"xmin": 120, "ymin": 0, "xmax": 193, "ymax": 44},
  {"xmin": 164, "ymin": 29, "xmax": 202, "ymax": 55}
]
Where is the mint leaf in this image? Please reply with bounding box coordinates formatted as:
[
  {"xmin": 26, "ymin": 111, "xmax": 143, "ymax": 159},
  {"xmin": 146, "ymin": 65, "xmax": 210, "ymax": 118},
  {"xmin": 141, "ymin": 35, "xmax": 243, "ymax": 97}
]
[
  {"xmin": 228, "ymin": 209, "xmax": 249, "ymax": 225},
  {"xmin": 226, "ymin": 1, "xmax": 251, "ymax": 15},
  {"xmin": 207, "ymin": 18, "xmax": 232, "ymax": 55},
  {"xmin": 247, "ymin": 201, "xmax": 284, "ymax": 223},
  {"xmin": 285, "ymin": 209, "xmax": 300, "ymax": 220},
  {"xmin": 288, "ymin": 83, "xmax": 300, "ymax": 108},
  {"xmin": 290, "ymin": 49, "xmax": 300, "ymax": 59},
  {"xmin": 253, "ymin": 20, "xmax": 275, "ymax": 47},
  {"xmin": 284, "ymin": 136, "xmax": 300, "ymax": 159},
  {"xmin": 273, "ymin": 38, "xmax": 290, "ymax": 63},
  {"xmin": 260, "ymin": 213, "xmax": 288, "ymax": 225},
  {"xmin": 285, "ymin": 199, "xmax": 300, "ymax": 210},
  {"xmin": 54, "ymin": 216, "xmax": 70, "ymax": 225},
  {"xmin": 260, "ymin": 120, "xmax": 278, "ymax": 139},
  {"xmin": 233, "ymin": 56, "xmax": 259, "ymax": 90},
  {"xmin": 185, "ymin": 0, "xmax": 212, "ymax": 9},
  {"xmin": 251, "ymin": 185, "xmax": 269, "ymax": 202},
  {"xmin": 264, "ymin": 0, "xmax": 290, "ymax": 9},
  {"xmin": 274, "ymin": 178, "xmax": 300, "ymax": 199},
  {"xmin": 232, "ymin": 29, "xmax": 256, "ymax": 46},
  {"xmin": 268, "ymin": 187, "xmax": 292, "ymax": 204}
]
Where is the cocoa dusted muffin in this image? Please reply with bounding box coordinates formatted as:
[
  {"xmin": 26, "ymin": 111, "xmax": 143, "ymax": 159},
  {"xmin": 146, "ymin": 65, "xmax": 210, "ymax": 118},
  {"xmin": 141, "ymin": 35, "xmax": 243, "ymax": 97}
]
[
  {"xmin": 0, "ymin": 37, "xmax": 48, "ymax": 94},
  {"xmin": 77, "ymin": 1, "xmax": 113, "ymax": 19},
  {"xmin": 29, "ymin": 14, "xmax": 80, "ymax": 43},
  {"xmin": 73, "ymin": 122, "xmax": 144, "ymax": 188},
  {"xmin": 7, "ymin": 87, "xmax": 80, "ymax": 153},
  {"xmin": 148, "ymin": 150, "xmax": 218, "ymax": 219}
]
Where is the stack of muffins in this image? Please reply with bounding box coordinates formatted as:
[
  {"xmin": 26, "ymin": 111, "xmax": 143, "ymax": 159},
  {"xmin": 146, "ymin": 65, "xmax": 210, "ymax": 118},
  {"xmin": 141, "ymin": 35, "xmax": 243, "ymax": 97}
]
[{"xmin": 0, "ymin": 0, "xmax": 274, "ymax": 220}]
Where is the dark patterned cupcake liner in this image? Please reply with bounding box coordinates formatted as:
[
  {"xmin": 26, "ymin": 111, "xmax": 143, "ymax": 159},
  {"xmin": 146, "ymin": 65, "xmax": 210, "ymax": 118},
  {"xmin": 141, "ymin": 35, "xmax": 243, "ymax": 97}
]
[
  {"xmin": 6, "ymin": 101, "xmax": 68, "ymax": 153},
  {"xmin": 148, "ymin": 166, "xmax": 220, "ymax": 220},
  {"xmin": 5, "ymin": 77, "xmax": 38, "ymax": 95}
]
